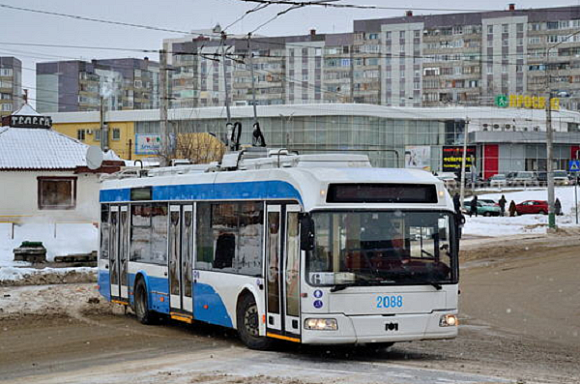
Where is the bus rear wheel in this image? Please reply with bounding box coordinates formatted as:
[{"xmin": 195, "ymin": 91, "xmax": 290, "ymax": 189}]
[
  {"xmin": 237, "ymin": 294, "xmax": 273, "ymax": 350},
  {"xmin": 134, "ymin": 279, "xmax": 156, "ymax": 325}
]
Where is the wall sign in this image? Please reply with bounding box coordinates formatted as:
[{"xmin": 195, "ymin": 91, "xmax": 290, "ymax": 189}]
[
  {"xmin": 495, "ymin": 94, "xmax": 560, "ymax": 111},
  {"xmin": 1, "ymin": 115, "xmax": 52, "ymax": 128},
  {"xmin": 442, "ymin": 146, "xmax": 476, "ymax": 172},
  {"xmin": 135, "ymin": 134, "xmax": 162, "ymax": 155}
]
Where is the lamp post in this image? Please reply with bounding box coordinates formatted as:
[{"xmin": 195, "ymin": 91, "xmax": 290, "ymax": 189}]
[{"xmin": 544, "ymin": 29, "xmax": 580, "ymax": 229}]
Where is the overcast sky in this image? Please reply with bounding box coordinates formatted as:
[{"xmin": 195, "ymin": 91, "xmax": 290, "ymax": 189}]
[{"xmin": 0, "ymin": 0, "xmax": 575, "ymax": 107}]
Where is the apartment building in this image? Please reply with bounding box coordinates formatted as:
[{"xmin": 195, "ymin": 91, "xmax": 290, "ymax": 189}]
[
  {"xmin": 36, "ymin": 58, "xmax": 160, "ymax": 113},
  {"xmin": 355, "ymin": 5, "xmax": 580, "ymax": 109},
  {"xmin": 162, "ymin": 5, "xmax": 580, "ymax": 110},
  {"xmin": 0, "ymin": 57, "xmax": 22, "ymax": 116}
]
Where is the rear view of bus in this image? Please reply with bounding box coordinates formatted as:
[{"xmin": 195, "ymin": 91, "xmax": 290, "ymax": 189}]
[{"xmin": 299, "ymin": 180, "xmax": 458, "ymax": 345}]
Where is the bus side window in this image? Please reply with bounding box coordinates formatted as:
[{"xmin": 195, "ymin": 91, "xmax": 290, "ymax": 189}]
[{"xmin": 213, "ymin": 233, "xmax": 235, "ymax": 269}]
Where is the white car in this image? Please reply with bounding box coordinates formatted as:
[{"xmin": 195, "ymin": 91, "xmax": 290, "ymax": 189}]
[{"xmin": 489, "ymin": 174, "xmax": 507, "ymax": 188}]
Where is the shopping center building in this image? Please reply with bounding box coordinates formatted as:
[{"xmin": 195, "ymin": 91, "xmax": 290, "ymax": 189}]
[{"xmin": 48, "ymin": 103, "xmax": 580, "ymax": 178}]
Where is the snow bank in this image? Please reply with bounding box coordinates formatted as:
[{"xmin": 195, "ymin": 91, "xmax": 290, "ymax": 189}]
[
  {"xmin": 0, "ymin": 222, "xmax": 98, "ymax": 267},
  {"xmin": 463, "ymin": 186, "xmax": 580, "ymax": 237}
]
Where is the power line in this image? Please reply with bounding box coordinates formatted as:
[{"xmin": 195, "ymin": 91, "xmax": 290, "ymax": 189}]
[
  {"xmin": 236, "ymin": 0, "xmax": 491, "ymax": 12},
  {"xmin": 0, "ymin": 3, "xmax": 218, "ymax": 38}
]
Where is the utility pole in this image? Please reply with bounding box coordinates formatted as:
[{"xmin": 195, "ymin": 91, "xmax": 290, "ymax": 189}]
[
  {"xmin": 546, "ymin": 87, "xmax": 556, "ymax": 229},
  {"xmin": 159, "ymin": 49, "xmax": 169, "ymax": 165},
  {"xmin": 99, "ymin": 95, "xmax": 108, "ymax": 152},
  {"xmin": 459, "ymin": 118, "xmax": 470, "ymax": 208},
  {"xmin": 221, "ymin": 32, "xmax": 232, "ymax": 126},
  {"xmin": 248, "ymin": 33, "xmax": 259, "ymax": 127},
  {"xmin": 543, "ymin": 29, "xmax": 580, "ymax": 229},
  {"xmin": 349, "ymin": 44, "xmax": 354, "ymax": 103}
]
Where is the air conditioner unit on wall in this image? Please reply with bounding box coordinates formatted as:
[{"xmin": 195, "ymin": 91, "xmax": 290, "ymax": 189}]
[{"xmin": 87, "ymin": 129, "xmax": 93, "ymax": 135}]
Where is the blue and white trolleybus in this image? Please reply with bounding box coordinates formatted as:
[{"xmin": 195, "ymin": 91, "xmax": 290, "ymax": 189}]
[{"xmin": 97, "ymin": 151, "xmax": 459, "ymax": 349}]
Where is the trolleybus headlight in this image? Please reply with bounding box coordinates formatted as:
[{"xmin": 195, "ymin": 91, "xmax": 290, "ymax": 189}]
[
  {"xmin": 439, "ymin": 314, "xmax": 458, "ymax": 327},
  {"xmin": 304, "ymin": 318, "xmax": 338, "ymax": 330}
]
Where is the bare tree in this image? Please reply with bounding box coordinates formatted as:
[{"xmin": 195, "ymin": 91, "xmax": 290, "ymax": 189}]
[{"xmin": 174, "ymin": 132, "xmax": 226, "ymax": 164}]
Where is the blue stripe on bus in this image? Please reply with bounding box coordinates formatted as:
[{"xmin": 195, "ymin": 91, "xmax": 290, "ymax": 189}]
[
  {"xmin": 100, "ymin": 188, "xmax": 131, "ymax": 202},
  {"xmin": 100, "ymin": 181, "xmax": 302, "ymax": 204},
  {"xmin": 193, "ymin": 283, "xmax": 233, "ymax": 328},
  {"xmin": 106, "ymin": 273, "xmax": 233, "ymax": 328},
  {"xmin": 98, "ymin": 270, "xmax": 111, "ymax": 300}
]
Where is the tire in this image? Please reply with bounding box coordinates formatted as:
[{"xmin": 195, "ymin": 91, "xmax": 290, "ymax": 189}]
[
  {"xmin": 540, "ymin": 210, "xmax": 547, "ymax": 215},
  {"xmin": 237, "ymin": 294, "xmax": 273, "ymax": 350},
  {"xmin": 484, "ymin": 212, "xmax": 491, "ymax": 217},
  {"xmin": 134, "ymin": 278, "xmax": 156, "ymax": 325}
]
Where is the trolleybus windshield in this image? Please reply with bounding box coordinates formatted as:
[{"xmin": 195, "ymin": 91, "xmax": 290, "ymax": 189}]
[{"xmin": 306, "ymin": 211, "xmax": 457, "ymax": 288}]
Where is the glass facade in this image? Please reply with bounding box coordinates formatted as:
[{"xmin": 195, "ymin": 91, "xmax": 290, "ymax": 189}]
[{"xmin": 135, "ymin": 115, "xmax": 452, "ymax": 169}]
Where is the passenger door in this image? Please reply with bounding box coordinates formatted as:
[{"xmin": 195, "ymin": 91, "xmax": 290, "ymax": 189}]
[
  {"xmin": 109, "ymin": 205, "xmax": 129, "ymax": 302},
  {"xmin": 168, "ymin": 204, "xmax": 194, "ymax": 315},
  {"xmin": 283, "ymin": 205, "xmax": 301, "ymax": 337},
  {"xmin": 265, "ymin": 204, "xmax": 302, "ymax": 341}
]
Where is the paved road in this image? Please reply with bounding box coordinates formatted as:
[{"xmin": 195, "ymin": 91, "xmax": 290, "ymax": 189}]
[{"xmin": 1, "ymin": 235, "xmax": 579, "ymax": 384}]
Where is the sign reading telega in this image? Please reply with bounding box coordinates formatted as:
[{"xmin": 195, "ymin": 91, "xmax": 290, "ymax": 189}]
[
  {"xmin": 495, "ymin": 94, "xmax": 560, "ymax": 111},
  {"xmin": 1, "ymin": 114, "xmax": 53, "ymax": 128}
]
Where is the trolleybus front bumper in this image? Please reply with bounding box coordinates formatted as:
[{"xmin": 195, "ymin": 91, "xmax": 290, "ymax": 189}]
[{"xmin": 300, "ymin": 310, "xmax": 458, "ymax": 345}]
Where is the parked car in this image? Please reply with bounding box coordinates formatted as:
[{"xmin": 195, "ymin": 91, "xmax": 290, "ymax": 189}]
[
  {"xmin": 515, "ymin": 200, "xmax": 549, "ymax": 215},
  {"xmin": 478, "ymin": 198, "xmax": 498, "ymax": 206},
  {"xmin": 509, "ymin": 171, "xmax": 539, "ymax": 186},
  {"xmin": 553, "ymin": 170, "xmax": 571, "ymax": 185},
  {"xmin": 536, "ymin": 171, "xmax": 547, "ymax": 185},
  {"xmin": 463, "ymin": 200, "xmax": 501, "ymax": 216},
  {"xmin": 436, "ymin": 172, "xmax": 458, "ymax": 190},
  {"xmin": 489, "ymin": 174, "xmax": 507, "ymax": 188}
]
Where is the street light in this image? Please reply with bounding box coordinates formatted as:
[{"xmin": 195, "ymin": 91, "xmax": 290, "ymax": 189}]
[{"xmin": 545, "ymin": 28, "xmax": 580, "ymax": 229}]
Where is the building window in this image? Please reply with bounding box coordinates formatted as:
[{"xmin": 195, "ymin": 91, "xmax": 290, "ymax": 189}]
[
  {"xmin": 77, "ymin": 129, "xmax": 86, "ymax": 141},
  {"xmin": 94, "ymin": 129, "xmax": 101, "ymax": 141},
  {"xmin": 502, "ymin": 24, "xmax": 508, "ymax": 34},
  {"xmin": 487, "ymin": 25, "xmax": 493, "ymax": 34},
  {"xmin": 112, "ymin": 128, "xmax": 121, "ymax": 141},
  {"xmin": 1, "ymin": 103, "xmax": 12, "ymax": 111},
  {"xmin": 517, "ymin": 23, "xmax": 524, "ymax": 33},
  {"xmin": 37, "ymin": 177, "xmax": 77, "ymax": 210},
  {"xmin": 0, "ymin": 68, "xmax": 13, "ymax": 76}
]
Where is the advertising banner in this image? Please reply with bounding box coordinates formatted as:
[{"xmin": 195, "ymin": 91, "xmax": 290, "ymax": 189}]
[
  {"xmin": 404, "ymin": 145, "xmax": 431, "ymax": 171},
  {"xmin": 135, "ymin": 134, "xmax": 162, "ymax": 155},
  {"xmin": 442, "ymin": 146, "xmax": 476, "ymax": 172}
]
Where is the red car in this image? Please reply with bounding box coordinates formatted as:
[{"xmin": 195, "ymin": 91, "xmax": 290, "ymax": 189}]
[{"xmin": 515, "ymin": 200, "xmax": 549, "ymax": 215}]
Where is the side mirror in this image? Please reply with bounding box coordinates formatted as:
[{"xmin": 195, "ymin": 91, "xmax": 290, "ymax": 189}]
[{"xmin": 299, "ymin": 213, "xmax": 315, "ymax": 251}]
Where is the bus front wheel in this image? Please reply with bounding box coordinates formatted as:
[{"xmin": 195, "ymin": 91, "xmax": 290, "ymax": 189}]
[
  {"xmin": 134, "ymin": 279, "xmax": 156, "ymax": 325},
  {"xmin": 237, "ymin": 294, "xmax": 273, "ymax": 350}
]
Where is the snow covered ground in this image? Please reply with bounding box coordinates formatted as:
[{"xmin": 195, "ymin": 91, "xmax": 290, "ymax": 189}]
[
  {"xmin": 1, "ymin": 186, "xmax": 578, "ymax": 283},
  {"xmin": 0, "ymin": 222, "xmax": 97, "ymax": 282},
  {"xmin": 463, "ymin": 185, "xmax": 580, "ymax": 236}
]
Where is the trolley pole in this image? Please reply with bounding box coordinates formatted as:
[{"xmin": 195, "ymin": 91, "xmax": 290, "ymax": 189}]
[{"xmin": 459, "ymin": 118, "xmax": 470, "ymax": 209}]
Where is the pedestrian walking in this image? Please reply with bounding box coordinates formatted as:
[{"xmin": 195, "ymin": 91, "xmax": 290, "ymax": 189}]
[
  {"xmin": 555, "ymin": 198, "xmax": 562, "ymax": 215},
  {"xmin": 453, "ymin": 193, "xmax": 461, "ymax": 213},
  {"xmin": 470, "ymin": 195, "xmax": 478, "ymax": 217},
  {"xmin": 509, "ymin": 200, "xmax": 517, "ymax": 217},
  {"xmin": 498, "ymin": 195, "xmax": 507, "ymax": 216}
]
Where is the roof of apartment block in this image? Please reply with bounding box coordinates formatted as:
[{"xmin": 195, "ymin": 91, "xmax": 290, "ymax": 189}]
[{"xmin": 354, "ymin": 5, "xmax": 580, "ymax": 31}]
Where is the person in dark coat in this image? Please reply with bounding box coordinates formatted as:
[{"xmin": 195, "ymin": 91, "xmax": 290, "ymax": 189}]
[
  {"xmin": 498, "ymin": 195, "xmax": 507, "ymax": 216},
  {"xmin": 453, "ymin": 193, "xmax": 461, "ymax": 213},
  {"xmin": 508, "ymin": 200, "xmax": 517, "ymax": 217},
  {"xmin": 555, "ymin": 198, "xmax": 562, "ymax": 215},
  {"xmin": 469, "ymin": 195, "xmax": 478, "ymax": 217}
]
